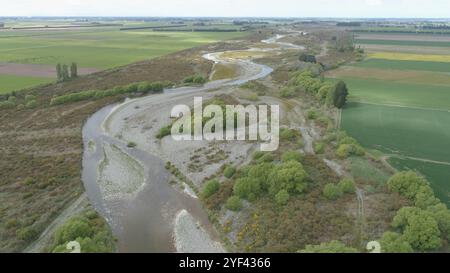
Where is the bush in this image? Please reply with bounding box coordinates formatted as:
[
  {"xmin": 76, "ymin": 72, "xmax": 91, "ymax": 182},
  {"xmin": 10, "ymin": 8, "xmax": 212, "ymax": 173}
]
[
  {"xmin": 281, "ymin": 151, "xmax": 303, "ymax": 163},
  {"xmin": 233, "ymin": 177, "xmax": 262, "ymax": 201},
  {"xmin": 379, "ymin": 232, "xmax": 413, "ymax": 253},
  {"xmin": 16, "ymin": 226, "xmax": 38, "ymax": 242},
  {"xmin": 223, "ymin": 165, "xmax": 236, "ymax": 178},
  {"xmin": 314, "ymin": 142, "xmax": 325, "ymax": 154},
  {"xmin": 268, "ymin": 161, "xmax": 307, "ymax": 196},
  {"xmin": 127, "ymin": 141, "xmax": 137, "ymax": 148},
  {"xmin": 25, "ymin": 100, "xmax": 38, "ymax": 109},
  {"xmin": 280, "ymin": 87, "xmax": 296, "ymax": 98},
  {"xmin": 25, "ymin": 94, "xmax": 36, "ymax": 102},
  {"xmin": 323, "ymin": 183, "xmax": 343, "ymax": 200},
  {"xmin": 280, "ymin": 128, "xmax": 299, "ymax": 142},
  {"xmin": 307, "ymin": 110, "xmax": 318, "ymax": 120},
  {"xmin": 336, "ymin": 143, "xmax": 365, "ymax": 159},
  {"xmin": 0, "ymin": 100, "xmax": 15, "ymax": 109},
  {"xmin": 202, "ymin": 180, "xmax": 220, "ymax": 198},
  {"xmin": 299, "ymin": 240, "xmax": 357, "ymax": 253},
  {"xmin": 54, "ymin": 217, "xmax": 93, "ymax": 245},
  {"xmin": 275, "ymin": 189, "xmax": 290, "ymax": 205},
  {"xmin": 338, "ymin": 178, "xmax": 355, "ymax": 194},
  {"xmin": 225, "ymin": 196, "xmax": 243, "ymax": 211},
  {"xmin": 156, "ymin": 126, "xmax": 171, "ymax": 139},
  {"xmin": 255, "ymin": 153, "xmax": 274, "ymax": 163}
]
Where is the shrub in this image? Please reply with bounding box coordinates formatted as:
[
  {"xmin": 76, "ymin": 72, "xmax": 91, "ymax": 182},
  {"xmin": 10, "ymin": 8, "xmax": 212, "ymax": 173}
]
[
  {"xmin": 314, "ymin": 142, "xmax": 325, "ymax": 154},
  {"xmin": 299, "ymin": 240, "xmax": 357, "ymax": 253},
  {"xmin": 202, "ymin": 180, "xmax": 220, "ymax": 198},
  {"xmin": 193, "ymin": 75, "xmax": 206, "ymax": 84},
  {"xmin": 307, "ymin": 110, "xmax": 318, "ymax": 120},
  {"xmin": 323, "ymin": 183, "xmax": 343, "ymax": 200},
  {"xmin": 268, "ymin": 161, "xmax": 307, "ymax": 196},
  {"xmin": 252, "ymin": 151, "xmax": 266, "ymax": 160},
  {"xmin": 16, "ymin": 226, "xmax": 38, "ymax": 242},
  {"xmin": 379, "ymin": 232, "xmax": 413, "ymax": 253},
  {"xmin": 255, "ymin": 153, "xmax": 274, "ymax": 164},
  {"xmin": 25, "ymin": 100, "xmax": 38, "ymax": 109},
  {"xmin": 156, "ymin": 126, "xmax": 171, "ymax": 139},
  {"xmin": 281, "ymin": 151, "xmax": 303, "ymax": 163},
  {"xmin": 280, "ymin": 128, "xmax": 299, "ymax": 142},
  {"xmin": 25, "ymin": 94, "xmax": 36, "ymax": 102},
  {"xmin": 233, "ymin": 177, "xmax": 262, "ymax": 201},
  {"xmin": 0, "ymin": 100, "xmax": 15, "ymax": 109},
  {"xmin": 223, "ymin": 165, "xmax": 236, "ymax": 178},
  {"xmin": 275, "ymin": 189, "xmax": 290, "ymax": 205},
  {"xmin": 225, "ymin": 196, "xmax": 243, "ymax": 211},
  {"xmin": 54, "ymin": 217, "xmax": 93, "ymax": 245},
  {"xmin": 127, "ymin": 141, "xmax": 137, "ymax": 148},
  {"xmin": 338, "ymin": 178, "xmax": 356, "ymax": 194},
  {"xmin": 280, "ymin": 87, "xmax": 296, "ymax": 98}
]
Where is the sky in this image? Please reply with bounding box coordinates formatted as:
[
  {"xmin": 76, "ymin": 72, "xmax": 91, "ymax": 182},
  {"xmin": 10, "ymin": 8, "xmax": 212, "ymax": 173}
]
[{"xmin": 1, "ymin": 0, "xmax": 449, "ymax": 18}]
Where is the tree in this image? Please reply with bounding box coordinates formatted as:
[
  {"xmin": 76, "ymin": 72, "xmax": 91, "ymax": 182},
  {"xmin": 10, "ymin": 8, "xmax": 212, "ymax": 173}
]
[
  {"xmin": 299, "ymin": 240, "xmax": 357, "ymax": 253},
  {"xmin": 281, "ymin": 151, "xmax": 303, "ymax": 163},
  {"xmin": 233, "ymin": 177, "xmax": 262, "ymax": 201},
  {"xmin": 70, "ymin": 62, "xmax": 78, "ymax": 78},
  {"xmin": 392, "ymin": 207, "xmax": 442, "ymax": 251},
  {"xmin": 268, "ymin": 161, "xmax": 307, "ymax": 196},
  {"xmin": 332, "ymin": 80, "xmax": 348, "ymax": 108},
  {"xmin": 202, "ymin": 180, "xmax": 220, "ymax": 199},
  {"xmin": 62, "ymin": 64, "xmax": 70, "ymax": 81},
  {"xmin": 56, "ymin": 63, "xmax": 63, "ymax": 82},
  {"xmin": 379, "ymin": 232, "xmax": 413, "ymax": 253}
]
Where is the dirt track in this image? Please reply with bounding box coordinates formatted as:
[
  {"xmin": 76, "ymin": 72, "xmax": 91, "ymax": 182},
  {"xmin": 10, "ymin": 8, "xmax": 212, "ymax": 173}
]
[{"xmin": 0, "ymin": 63, "xmax": 100, "ymax": 78}]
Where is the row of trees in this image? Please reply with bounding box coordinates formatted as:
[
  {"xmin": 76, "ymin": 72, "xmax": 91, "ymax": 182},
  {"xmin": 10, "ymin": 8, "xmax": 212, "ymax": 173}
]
[
  {"xmin": 380, "ymin": 171, "xmax": 450, "ymax": 252},
  {"xmin": 282, "ymin": 69, "xmax": 349, "ymax": 109},
  {"xmin": 50, "ymin": 80, "xmax": 169, "ymax": 106},
  {"xmin": 56, "ymin": 62, "xmax": 78, "ymax": 82}
]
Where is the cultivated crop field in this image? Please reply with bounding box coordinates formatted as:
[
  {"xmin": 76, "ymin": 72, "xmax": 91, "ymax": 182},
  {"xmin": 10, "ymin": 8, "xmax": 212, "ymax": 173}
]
[
  {"xmin": 0, "ymin": 21, "xmax": 247, "ymax": 94},
  {"xmin": 331, "ymin": 32, "xmax": 450, "ymax": 204}
]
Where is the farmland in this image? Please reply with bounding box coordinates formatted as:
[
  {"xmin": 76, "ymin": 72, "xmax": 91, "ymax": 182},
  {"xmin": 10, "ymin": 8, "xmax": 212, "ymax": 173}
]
[
  {"xmin": 333, "ymin": 31, "xmax": 450, "ymax": 205},
  {"xmin": 0, "ymin": 20, "xmax": 247, "ymax": 94}
]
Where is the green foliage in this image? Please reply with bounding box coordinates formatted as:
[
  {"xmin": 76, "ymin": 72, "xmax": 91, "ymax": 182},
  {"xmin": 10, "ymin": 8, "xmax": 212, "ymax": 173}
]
[
  {"xmin": 268, "ymin": 161, "xmax": 308, "ymax": 196},
  {"xmin": 202, "ymin": 180, "xmax": 220, "ymax": 199},
  {"xmin": 279, "ymin": 128, "xmax": 300, "ymax": 142},
  {"xmin": 332, "ymin": 80, "xmax": 349, "ymax": 109},
  {"xmin": 392, "ymin": 207, "xmax": 442, "ymax": 251},
  {"xmin": 233, "ymin": 177, "xmax": 262, "ymax": 202},
  {"xmin": 225, "ymin": 196, "xmax": 243, "ymax": 211},
  {"xmin": 281, "ymin": 151, "xmax": 303, "ymax": 163},
  {"xmin": 255, "ymin": 153, "xmax": 274, "ymax": 164},
  {"xmin": 156, "ymin": 126, "xmax": 171, "ymax": 139},
  {"xmin": 127, "ymin": 141, "xmax": 137, "ymax": 148},
  {"xmin": 280, "ymin": 86, "xmax": 297, "ymax": 98},
  {"xmin": 51, "ymin": 210, "xmax": 115, "ymax": 253},
  {"xmin": 0, "ymin": 100, "xmax": 16, "ymax": 109},
  {"xmin": 379, "ymin": 232, "xmax": 413, "ymax": 253},
  {"xmin": 336, "ymin": 143, "xmax": 365, "ymax": 159},
  {"xmin": 25, "ymin": 100, "xmax": 38, "ymax": 109},
  {"xmin": 307, "ymin": 110, "xmax": 318, "ymax": 120},
  {"xmin": 299, "ymin": 53, "xmax": 317, "ymax": 63},
  {"xmin": 25, "ymin": 94, "xmax": 36, "ymax": 102},
  {"xmin": 313, "ymin": 142, "xmax": 325, "ymax": 154},
  {"xmin": 223, "ymin": 165, "xmax": 236, "ymax": 178},
  {"xmin": 323, "ymin": 183, "xmax": 343, "ymax": 200},
  {"xmin": 184, "ymin": 74, "xmax": 206, "ymax": 84},
  {"xmin": 275, "ymin": 189, "xmax": 290, "ymax": 206},
  {"xmin": 338, "ymin": 178, "xmax": 356, "ymax": 194},
  {"xmin": 299, "ymin": 240, "xmax": 358, "ymax": 253},
  {"xmin": 387, "ymin": 171, "xmax": 438, "ymax": 208},
  {"xmin": 70, "ymin": 62, "xmax": 78, "ymax": 78},
  {"xmin": 16, "ymin": 226, "xmax": 38, "ymax": 242},
  {"xmin": 50, "ymin": 81, "xmax": 166, "ymax": 106}
]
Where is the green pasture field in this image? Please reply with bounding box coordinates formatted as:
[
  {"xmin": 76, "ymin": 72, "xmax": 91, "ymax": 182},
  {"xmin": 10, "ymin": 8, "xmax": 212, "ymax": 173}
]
[
  {"xmin": 352, "ymin": 59, "xmax": 450, "ymax": 73},
  {"xmin": 332, "ymin": 77, "xmax": 450, "ymax": 110},
  {"xmin": 0, "ymin": 75, "xmax": 51, "ymax": 94},
  {"xmin": 388, "ymin": 157, "xmax": 450, "ymax": 205},
  {"xmin": 0, "ymin": 29, "xmax": 246, "ymax": 69},
  {"xmin": 341, "ymin": 102, "xmax": 450, "ymax": 163},
  {"xmin": 356, "ymin": 38, "xmax": 450, "ymax": 47}
]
